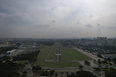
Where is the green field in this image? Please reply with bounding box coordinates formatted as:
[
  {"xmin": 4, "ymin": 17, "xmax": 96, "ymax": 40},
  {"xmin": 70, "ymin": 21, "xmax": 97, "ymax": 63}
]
[
  {"xmin": 18, "ymin": 60, "xmax": 26, "ymax": 64},
  {"xmin": 40, "ymin": 62, "xmax": 81, "ymax": 68},
  {"xmin": 46, "ymin": 43, "xmax": 92, "ymax": 61},
  {"xmin": 34, "ymin": 45, "xmax": 52, "ymax": 66},
  {"xmin": 34, "ymin": 43, "xmax": 92, "ymax": 68},
  {"xmin": 61, "ymin": 45, "xmax": 93, "ymax": 60},
  {"xmin": 47, "ymin": 43, "xmax": 56, "ymax": 60}
]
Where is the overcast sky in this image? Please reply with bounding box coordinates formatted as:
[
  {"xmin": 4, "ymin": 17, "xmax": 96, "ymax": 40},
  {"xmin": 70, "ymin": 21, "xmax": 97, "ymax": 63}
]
[{"xmin": 0, "ymin": 0, "xmax": 116, "ymax": 38}]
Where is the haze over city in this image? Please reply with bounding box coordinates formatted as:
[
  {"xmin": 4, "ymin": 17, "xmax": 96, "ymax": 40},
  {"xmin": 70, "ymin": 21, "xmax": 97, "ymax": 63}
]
[{"xmin": 0, "ymin": 0, "xmax": 116, "ymax": 38}]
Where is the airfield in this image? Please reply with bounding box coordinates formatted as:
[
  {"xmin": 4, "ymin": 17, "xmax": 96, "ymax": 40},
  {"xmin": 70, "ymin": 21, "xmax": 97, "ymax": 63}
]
[{"xmin": 34, "ymin": 42, "xmax": 101, "ymax": 68}]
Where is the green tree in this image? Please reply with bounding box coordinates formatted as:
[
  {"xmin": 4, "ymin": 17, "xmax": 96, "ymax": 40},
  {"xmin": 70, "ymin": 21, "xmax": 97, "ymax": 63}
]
[
  {"xmin": 40, "ymin": 71, "xmax": 48, "ymax": 76},
  {"xmin": 66, "ymin": 72, "xmax": 69, "ymax": 74},
  {"xmin": 76, "ymin": 70, "xmax": 97, "ymax": 77},
  {"xmin": 94, "ymin": 60, "xmax": 96, "ymax": 63},
  {"xmin": 85, "ymin": 60, "xmax": 91, "ymax": 65},
  {"xmin": 79, "ymin": 65, "xmax": 83, "ymax": 70},
  {"xmin": 49, "ymin": 70, "xmax": 55, "ymax": 75},
  {"xmin": 55, "ymin": 73, "xmax": 58, "ymax": 77},
  {"xmin": 22, "ymin": 71, "xmax": 27, "ymax": 77},
  {"xmin": 98, "ymin": 59, "xmax": 101, "ymax": 64}
]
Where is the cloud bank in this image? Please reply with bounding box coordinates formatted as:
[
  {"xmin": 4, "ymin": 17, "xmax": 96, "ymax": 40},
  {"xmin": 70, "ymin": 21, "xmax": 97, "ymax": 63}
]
[{"xmin": 0, "ymin": 0, "xmax": 116, "ymax": 38}]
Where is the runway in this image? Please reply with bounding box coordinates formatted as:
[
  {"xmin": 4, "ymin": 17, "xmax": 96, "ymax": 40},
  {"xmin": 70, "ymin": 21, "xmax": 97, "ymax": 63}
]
[{"xmin": 54, "ymin": 43, "xmax": 61, "ymax": 61}]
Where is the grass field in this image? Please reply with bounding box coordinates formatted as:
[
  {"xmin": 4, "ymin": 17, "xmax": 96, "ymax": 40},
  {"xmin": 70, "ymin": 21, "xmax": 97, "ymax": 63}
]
[
  {"xmin": 46, "ymin": 43, "xmax": 93, "ymax": 61},
  {"xmin": 34, "ymin": 43, "xmax": 92, "ymax": 68},
  {"xmin": 61, "ymin": 45, "xmax": 93, "ymax": 60},
  {"xmin": 18, "ymin": 60, "xmax": 26, "ymax": 64},
  {"xmin": 47, "ymin": 43, "xmax": 56, "ymax": 60},
  {"xmin": 40, "ymin": 62, "xmax": 81, "ymax": 68},
  {"xmin": 34, "ymin": 45, "xmax": 52, "ymax": 66}
]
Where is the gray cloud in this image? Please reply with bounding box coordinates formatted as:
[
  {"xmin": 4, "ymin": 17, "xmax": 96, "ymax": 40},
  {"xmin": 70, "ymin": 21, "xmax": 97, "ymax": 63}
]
[
  {"xmin": 85, "ymin": 24, "xmax": 92, "ymax": 28},
  {"xmin": 90, "ymin": 14, "xmax": 92, "ymax": 17},
  {"xmin": 0, "ymin": 13, "xmax": 32, "ymax": 26},
  {"xmin": 113, "ymin": 23, "xmax": 116, "ymax": 26},
  {"xmin": 0, "ymin": 0, "xmax": 116, "ymax": 38},
  {"xmin": 107, "ymin": 26, "xmax": 116, "ymax": 30},
  {"xmin": 77, "ymin": 21, "xmax": 80, "ymax": 24},
  {"xmin": 94, "ymin": 29, "xmax": 101, "ymax": 31},
  {"xmin": 105, "ymin": 23, "xmax": 116, "ymax": 30},
  {"xmin": 52, "ymin": 20, "xmax": 56, "ymax": 23},
  {"xmin": 97, "ymin": 23, "xmax": 100, "ymax": 26},
  {"xmin": 34, "ymin": 24, "xmax": 50, "ymax": 28}
]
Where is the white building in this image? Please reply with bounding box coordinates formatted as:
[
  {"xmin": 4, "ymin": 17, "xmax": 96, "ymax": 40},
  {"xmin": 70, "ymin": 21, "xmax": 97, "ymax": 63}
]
[{"xmin": 7, "ymin": 50, "xmax": 16, "ymax": 54}]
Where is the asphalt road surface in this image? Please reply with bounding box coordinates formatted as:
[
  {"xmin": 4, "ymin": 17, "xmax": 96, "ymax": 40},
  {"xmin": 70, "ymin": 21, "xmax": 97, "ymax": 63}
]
[{"xmin": 55, "ymin": 43, "xmax": 61, "ymax": 61}]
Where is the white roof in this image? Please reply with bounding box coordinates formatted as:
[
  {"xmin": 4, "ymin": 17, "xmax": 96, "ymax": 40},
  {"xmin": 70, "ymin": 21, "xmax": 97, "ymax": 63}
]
[{"xmin": 7, "ymin": 50, "xmax": 16, "ymax": 53}]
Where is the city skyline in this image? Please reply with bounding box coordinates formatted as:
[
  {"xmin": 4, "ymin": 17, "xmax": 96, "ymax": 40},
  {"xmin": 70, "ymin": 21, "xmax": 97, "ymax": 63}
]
[{"xmin": 0, "ymin": 0, "xmax": 116, "ymax": 38}]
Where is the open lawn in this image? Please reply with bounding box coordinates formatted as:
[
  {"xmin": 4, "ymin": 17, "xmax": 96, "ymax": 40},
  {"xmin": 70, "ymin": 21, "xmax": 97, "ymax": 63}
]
[
  {"xmin": 18, "ymin": 60, "xmax": 26, "ymax": 64},
  {"xmin": 34, "ymin": 43, "xmax": 92, "ymax": 68},
  {"xmin": 61, "ymin": 45, "xmax": 93, "ymax": 60},
  {"xmin": 34, "ymin": 45, "xmax": 81, "ymax": 67},
  {"xmin": 34, "ymin": 45, "xmax": 52, "ymax": 66},
  {"xmin": 41, "ymin": 62, "xmax": 81, "ymax": 68},
  {"xmin": 47, "ymin": 43, "xmax": 56, "ymax": 60}
]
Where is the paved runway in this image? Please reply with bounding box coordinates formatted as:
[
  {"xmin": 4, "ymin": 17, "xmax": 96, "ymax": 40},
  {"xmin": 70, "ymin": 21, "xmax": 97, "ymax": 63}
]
[{"xmin": 54, "ymin": 43, "xmax": 61, "ymax": 61}]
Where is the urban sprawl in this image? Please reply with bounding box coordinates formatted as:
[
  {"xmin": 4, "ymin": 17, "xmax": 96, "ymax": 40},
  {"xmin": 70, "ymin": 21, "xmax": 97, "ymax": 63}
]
[{"xmin": 0, "ymin": 37, "xmax": 116, "ymax": 77}]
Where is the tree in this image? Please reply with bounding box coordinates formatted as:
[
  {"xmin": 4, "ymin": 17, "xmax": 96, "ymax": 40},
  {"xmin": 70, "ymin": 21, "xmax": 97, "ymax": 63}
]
[
  {"xmin": 40, "ymin": 71, "xmax": 48, "ymax": 76},
  {"xmin": 105, "ymin": 70, "xmax": 116, "ymax": 77},
  {"xmin": 32, "ymin": 65, "xmax": 42, "ymax": 70},
  {"xmin": 93, "ymin": 68, "xmax": 101, "ymax": 71},
  {"xmin": 49, "ymin": 70, "xmax": 55, "ymax": 75},
  {"xmin": 67, "ymin": 75, "xmax": 72, "ymax": 77},
  {"xmin": 79, "ymin": 65, "xmax": 83, "ymax": 70},
  {"xmin": 22, "ymin": 71, "xmax": 27, "ymax": 77},
  {"xmin": 55, "ymin": 73, "xmax": 58, "ymax": 77},
  {"xmin": 94, "ymin": 60, "xmax": 96, "ymax": 63},
  {"xmin": 66, "ymin": 72, "xmax": 69, "ymax": 74},
  {"xmin": 61, "ymin": 72, "xmax": 64, "ymax": 74},
  {"xmin": 85, "ymin": 60, "xmax": 91, "ymax": 65},
  {"xmin": 102, "ymin": 60, "xmax": 107, "ymax": 64},
  {"xmin": 71, "ymin": 73, "xmax": 77, "ymax": 77},
  {"xmin": 97, "ymin": 54, "xmax": 102, "ymax": 58},
  {"xmin": 109, "ymin": 63, "xmax": 113, "ymax": 66},
  {"xmin": 0, "ymin": 60, "xmax": 20, "ymax": 77},
  {"xmin": 109, "ymin": 67, "xmax": 115, "ymax": 71},
  {"xmin": 71, "ymin": 72, "xmax": 74, "ymax": 75},
  {"xmin": 76, "ymin": 70, "xmax": 97, "ymax": 77},
  {"xmin": 32, "ymin": 66, "xmax": 42, "ymax": 73},
  {"xmin": 98, "ymin": 59, "xmax": 101, "ymax": 64}
]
